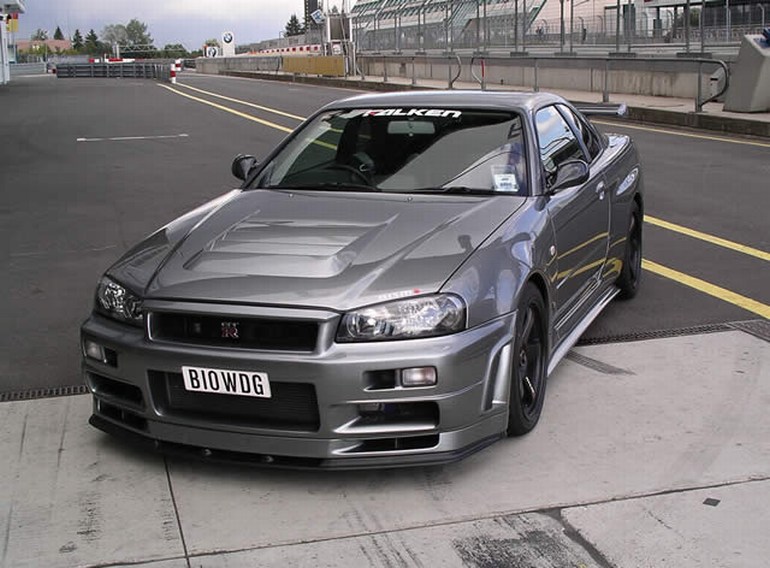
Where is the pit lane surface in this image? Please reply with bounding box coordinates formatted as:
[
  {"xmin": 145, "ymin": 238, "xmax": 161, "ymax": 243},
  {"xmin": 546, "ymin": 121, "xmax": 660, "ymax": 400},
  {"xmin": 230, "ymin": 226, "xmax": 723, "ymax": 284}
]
[{"xmin": 1, "ymin": 73, "xmax": 767, "ymax": 393}]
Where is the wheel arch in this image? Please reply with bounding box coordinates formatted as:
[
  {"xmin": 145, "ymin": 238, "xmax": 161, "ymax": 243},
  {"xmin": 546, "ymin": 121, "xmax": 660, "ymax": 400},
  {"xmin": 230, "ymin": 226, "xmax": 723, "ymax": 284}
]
[{"xmin": 524, "ymin": 271, "xmax": 552, "ymax": 354}]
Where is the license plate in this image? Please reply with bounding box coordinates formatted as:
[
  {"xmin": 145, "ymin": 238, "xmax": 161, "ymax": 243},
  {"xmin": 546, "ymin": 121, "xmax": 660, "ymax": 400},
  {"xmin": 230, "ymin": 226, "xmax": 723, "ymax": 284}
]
[{"xmin": 181, "ymin": 366, "xmax": 271, "ymax": 399}]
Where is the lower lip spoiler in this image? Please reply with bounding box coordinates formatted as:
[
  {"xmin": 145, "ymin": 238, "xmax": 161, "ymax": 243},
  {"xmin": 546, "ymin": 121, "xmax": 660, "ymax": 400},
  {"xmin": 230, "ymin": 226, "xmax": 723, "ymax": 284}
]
[{"xmin": 89, "ymin": 414, "xmax": 504, "ymax": 471}]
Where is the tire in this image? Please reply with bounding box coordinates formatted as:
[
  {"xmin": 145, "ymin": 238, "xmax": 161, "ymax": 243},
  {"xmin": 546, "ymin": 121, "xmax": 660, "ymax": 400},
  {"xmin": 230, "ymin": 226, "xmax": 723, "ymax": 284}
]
[
  {"xmin": 507, "ymin": 283, "xmax": 548, "ymax": 437},
  {"xmin": 616, "ymin": 201, "xmax": 643, "ymax": 300}
]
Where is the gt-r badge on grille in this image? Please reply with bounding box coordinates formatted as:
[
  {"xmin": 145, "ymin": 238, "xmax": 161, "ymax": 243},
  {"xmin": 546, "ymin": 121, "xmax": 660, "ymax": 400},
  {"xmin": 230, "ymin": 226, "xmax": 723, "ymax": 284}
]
[{"xmin": 221, "ymin": 321, "xmax": 240, "ymax": 339}]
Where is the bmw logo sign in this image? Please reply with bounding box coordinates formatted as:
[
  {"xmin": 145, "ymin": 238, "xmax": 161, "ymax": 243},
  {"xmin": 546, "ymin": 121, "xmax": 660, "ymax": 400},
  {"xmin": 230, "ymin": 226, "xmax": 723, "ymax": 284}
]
[{"xmin": 223, "ymin": 32, "xmax": 234, "ymax": 44}]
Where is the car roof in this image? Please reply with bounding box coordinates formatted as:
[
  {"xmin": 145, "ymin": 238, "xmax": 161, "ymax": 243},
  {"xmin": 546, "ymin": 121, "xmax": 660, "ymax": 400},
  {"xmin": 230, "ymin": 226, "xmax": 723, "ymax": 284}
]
[{"xmin": 322, "ymin": 90, "xmax": 566, "ymax": 113}]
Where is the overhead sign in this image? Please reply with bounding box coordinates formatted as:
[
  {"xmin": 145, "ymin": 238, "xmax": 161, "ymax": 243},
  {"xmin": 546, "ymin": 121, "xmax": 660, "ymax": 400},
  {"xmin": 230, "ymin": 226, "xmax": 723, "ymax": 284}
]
[
  {"xmin": 221, "ymin": 31, "xmax": 235, "ymax": 57},
  {"xmin": 310, "ymin": 9, "xmax": 325, "ymax": 25}
]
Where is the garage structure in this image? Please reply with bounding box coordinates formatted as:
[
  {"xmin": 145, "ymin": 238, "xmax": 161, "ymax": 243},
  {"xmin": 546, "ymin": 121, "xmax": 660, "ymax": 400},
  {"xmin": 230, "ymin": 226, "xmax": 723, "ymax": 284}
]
[{"xmin": 1, "ymin": 0, "xmax": 25, "ymax": 85}]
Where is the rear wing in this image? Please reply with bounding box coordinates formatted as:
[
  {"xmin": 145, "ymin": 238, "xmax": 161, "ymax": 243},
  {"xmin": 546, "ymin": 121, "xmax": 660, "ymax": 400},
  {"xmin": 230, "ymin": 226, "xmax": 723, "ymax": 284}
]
[{"xmin": 574, "ymin": 103, "xmax": 628, "ymax": 118}]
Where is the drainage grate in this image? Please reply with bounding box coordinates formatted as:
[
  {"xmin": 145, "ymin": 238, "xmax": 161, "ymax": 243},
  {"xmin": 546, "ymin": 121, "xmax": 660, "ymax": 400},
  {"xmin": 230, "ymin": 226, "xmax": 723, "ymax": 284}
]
[
  {"xmin": 0, "ymin": 384, "xmax": 89, "ymax": 403},
  {"xmin": 565, "ymin": 352, "xmax": 635, "ymax": 375},
  {"xmin": 577, "ymin": 323, "xmax": 733, "ymax": 346},
  {"xmin": 729, "ymin": 319, "xmax": 770, "ymax": 343}
]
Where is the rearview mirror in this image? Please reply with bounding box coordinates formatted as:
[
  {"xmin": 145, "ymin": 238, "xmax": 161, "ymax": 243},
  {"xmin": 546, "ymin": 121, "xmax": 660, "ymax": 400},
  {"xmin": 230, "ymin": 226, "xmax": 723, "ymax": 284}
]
[
  {"xmin": 551, "ymin": 160, "xmax": 590, "ymax": 192},
  {"xmin": 231, "ymin": 154, "xmax": 258, "ymax": 181}
]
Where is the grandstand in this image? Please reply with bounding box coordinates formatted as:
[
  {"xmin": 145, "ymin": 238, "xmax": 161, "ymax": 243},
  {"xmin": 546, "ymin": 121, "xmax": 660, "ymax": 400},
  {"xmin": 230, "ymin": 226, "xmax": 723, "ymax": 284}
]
[{"xmin": 351, "ymin": 0, "xmax": 770, "ymax": 51}]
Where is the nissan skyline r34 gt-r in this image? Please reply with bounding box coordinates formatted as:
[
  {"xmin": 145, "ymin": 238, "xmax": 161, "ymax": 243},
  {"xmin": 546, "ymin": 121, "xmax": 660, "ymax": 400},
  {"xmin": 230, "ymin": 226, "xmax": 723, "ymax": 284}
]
[{"xmin": 81, "ymin": 90, "xmax": 643, "ymax": 469}]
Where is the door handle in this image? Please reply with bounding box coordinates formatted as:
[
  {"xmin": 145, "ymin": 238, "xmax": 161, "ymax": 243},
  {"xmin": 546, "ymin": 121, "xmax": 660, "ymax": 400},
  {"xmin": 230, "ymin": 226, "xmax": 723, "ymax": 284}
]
[{"xmin": 595, "ymin": 182, "xmax": 606, "ymax": 200}]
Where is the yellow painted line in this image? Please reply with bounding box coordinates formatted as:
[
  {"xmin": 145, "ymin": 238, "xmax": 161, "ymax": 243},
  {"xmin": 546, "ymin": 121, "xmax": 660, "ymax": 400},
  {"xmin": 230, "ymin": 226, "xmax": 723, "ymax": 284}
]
[
  {"xmin": 158, "ymin": 84, "xmax": 294, "ymax": 133},
  {"xmin": 593, "ymin": 119, "xmax": 770, "ymax": 148},
  {"xmin": 646, "ymin": 215, "xmax": 770, "ymax": 262},
  {"xmin": 176, "ymin": 82, "xmax": 307, "ymax": 121},
  {"xmin": 643, "ymin": 259, "xmax": 770, "ymax": 319}
]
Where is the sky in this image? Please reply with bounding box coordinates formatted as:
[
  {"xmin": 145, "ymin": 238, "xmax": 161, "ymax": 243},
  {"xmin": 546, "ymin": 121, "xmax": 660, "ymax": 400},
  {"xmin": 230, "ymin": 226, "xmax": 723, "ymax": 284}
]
[{"xmin": 14, "ymin": 0, "xmax": 322, "ymax": 50}]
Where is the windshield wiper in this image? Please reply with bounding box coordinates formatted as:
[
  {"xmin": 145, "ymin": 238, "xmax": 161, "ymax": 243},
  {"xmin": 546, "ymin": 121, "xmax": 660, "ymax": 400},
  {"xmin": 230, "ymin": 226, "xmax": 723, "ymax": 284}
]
[
  {"xmin": 269, "ymin": 183, "xmax": 380, "ymax": 192},
  {"xmin": 416, "ymin": 186, "xmax": 499, "ymax": 195}
]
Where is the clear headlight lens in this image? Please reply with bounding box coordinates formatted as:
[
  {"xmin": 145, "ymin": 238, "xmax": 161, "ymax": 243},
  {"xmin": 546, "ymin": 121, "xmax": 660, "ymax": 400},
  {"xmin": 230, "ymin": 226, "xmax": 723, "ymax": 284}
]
[
  {"xmin": 337, "ymin": 294, "xmax": 466, "ymax": 342},
  {"xmin": 95, "ymin": 277, "xmax": 144, "ymax": 326}
]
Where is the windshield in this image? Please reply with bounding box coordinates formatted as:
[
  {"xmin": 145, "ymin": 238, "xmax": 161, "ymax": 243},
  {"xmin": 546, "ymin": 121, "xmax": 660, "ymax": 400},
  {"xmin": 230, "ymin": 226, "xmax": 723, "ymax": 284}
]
[{"xmin": 252, "ymin": 107, "xmax": 529, "ymax": 195}]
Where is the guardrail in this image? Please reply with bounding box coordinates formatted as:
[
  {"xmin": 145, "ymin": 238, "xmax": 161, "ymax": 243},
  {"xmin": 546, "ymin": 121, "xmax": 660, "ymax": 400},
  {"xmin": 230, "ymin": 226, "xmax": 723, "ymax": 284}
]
[{"xmin": 55, "ymin": 63, "xmax": 171, "ymax": 80}]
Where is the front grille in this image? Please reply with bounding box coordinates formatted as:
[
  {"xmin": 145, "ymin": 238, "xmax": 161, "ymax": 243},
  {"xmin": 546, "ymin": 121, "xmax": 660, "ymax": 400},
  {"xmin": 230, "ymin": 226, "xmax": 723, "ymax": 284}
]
[
  {"xmin": 149, "ymin": 371, "xmax": 320, "ymax": 431},
  {"xmin": 150, "ymin": 312, "xmax": 319, "ymax": 352}
]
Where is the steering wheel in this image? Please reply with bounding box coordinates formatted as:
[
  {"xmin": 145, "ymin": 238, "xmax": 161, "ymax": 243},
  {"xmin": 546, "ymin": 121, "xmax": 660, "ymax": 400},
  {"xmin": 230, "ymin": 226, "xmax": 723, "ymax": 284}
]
[{"xmin": 325, "ymin": 163, "xmax": 374, "ymax": 186}]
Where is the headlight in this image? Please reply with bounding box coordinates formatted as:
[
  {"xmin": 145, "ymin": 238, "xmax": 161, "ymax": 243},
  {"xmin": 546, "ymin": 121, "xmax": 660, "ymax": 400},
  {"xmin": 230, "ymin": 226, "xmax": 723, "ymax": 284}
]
[
  {"xmin": 337, "ymin": 294, "xmax": 466, "ymax": 342},
  {"xmin": 95, "ymin": 276, "xmax": 144, "ymax": 326}
]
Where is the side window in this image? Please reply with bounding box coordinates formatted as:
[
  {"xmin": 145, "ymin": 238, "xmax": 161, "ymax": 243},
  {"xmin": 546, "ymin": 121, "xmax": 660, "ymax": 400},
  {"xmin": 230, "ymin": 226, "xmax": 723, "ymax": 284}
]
[
  {"xmin": 535, "ymin": 106, "xmax": 586, "ymax": 188},
  {"xmin": 557, "ymin": 104, "xmax": 602, "ymax": 161}
]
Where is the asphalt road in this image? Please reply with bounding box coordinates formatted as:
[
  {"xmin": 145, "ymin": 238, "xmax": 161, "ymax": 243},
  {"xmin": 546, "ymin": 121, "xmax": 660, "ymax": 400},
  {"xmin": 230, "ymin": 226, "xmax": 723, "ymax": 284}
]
[{"xmin": 1, "ymin": 73, "xmax": 768, "ymax": 393}]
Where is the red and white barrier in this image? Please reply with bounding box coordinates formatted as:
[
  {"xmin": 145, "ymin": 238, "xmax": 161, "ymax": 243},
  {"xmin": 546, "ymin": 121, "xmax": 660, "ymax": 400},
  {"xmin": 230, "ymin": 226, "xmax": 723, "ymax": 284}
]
[{"xmin": 258, "ymin": 44, "xmax": 322, "ymax": 56}]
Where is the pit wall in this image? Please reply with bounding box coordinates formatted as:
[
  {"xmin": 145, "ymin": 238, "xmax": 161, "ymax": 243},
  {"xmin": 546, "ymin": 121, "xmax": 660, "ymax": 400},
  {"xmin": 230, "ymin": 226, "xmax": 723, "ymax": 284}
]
[{"xmin": 196, "ymin": 54, "xmax": 722, "ymax": 100}]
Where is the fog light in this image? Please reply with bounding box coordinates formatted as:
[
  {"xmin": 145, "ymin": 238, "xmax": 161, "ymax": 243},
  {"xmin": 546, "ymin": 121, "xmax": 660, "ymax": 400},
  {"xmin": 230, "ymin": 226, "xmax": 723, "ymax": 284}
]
[
  {"xmin": 401, "ymin": 367, "xmax": 437, "ymax": 387},
  {"xmin": 84, "ymin": 340, "xmax": 107, "ymax": 363},
  {"xmin": 359, "ymin": 402, "xmax": 385, "ymax": 414}
]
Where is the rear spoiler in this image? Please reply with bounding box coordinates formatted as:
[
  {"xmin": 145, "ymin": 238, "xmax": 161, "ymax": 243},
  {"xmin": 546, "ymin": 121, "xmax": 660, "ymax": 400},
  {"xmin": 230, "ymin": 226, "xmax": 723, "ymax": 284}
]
[{"xmin": 574, "ymin": 103, "xmax": 628, "ymax": 118}]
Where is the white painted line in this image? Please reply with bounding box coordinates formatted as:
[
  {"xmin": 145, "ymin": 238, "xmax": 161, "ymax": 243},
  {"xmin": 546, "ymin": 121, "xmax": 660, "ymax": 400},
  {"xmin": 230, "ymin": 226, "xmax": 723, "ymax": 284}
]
[{"xmin": 76, "ymin": 134, "xmax": 190, "ymax": 143}]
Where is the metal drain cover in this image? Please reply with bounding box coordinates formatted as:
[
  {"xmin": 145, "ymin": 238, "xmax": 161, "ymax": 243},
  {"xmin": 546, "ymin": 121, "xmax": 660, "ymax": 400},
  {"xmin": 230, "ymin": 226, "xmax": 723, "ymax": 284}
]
[{"xmin": 0, "ymin": 384, "xmax": 89, "ymax": 403}]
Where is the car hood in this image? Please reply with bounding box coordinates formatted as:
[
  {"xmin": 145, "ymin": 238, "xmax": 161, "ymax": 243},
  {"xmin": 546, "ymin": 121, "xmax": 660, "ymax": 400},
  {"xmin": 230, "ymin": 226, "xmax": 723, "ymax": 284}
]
[{"xmin": 110, "ymin": 189, "xmax": 525, "ymax": 311}]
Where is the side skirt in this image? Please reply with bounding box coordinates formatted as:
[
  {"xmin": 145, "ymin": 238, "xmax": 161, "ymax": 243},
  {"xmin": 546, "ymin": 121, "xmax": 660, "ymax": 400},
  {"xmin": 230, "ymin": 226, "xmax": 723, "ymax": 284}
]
[{"xmin": 547, "ymin": 285, "xmax": 620, "ymax": 376}]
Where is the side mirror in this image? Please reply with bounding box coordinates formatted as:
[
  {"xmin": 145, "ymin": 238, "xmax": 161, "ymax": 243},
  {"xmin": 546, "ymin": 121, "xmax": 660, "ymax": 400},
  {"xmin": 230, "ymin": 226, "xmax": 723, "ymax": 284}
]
[
  {"xmin": 551, "ymin": 160, "xmax": 590, "ymax": 193},
  {"xmin": 231, "ymin": 154, "xmax": 258, "ymax": 181}
]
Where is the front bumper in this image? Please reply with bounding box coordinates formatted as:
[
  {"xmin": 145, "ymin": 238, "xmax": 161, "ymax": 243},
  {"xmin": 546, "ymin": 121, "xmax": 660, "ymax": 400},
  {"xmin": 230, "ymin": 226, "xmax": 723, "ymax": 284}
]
[{"xmin": 81, "ymin": 300, "xmax": 517, "ymax": 469}]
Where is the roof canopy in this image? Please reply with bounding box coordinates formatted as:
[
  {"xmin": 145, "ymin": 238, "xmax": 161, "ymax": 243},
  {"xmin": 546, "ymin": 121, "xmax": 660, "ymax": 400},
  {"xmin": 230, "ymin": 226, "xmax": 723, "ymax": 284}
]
[{"xmin": 1, "ymin": 1, "xmax": 26, "ymax": 14}]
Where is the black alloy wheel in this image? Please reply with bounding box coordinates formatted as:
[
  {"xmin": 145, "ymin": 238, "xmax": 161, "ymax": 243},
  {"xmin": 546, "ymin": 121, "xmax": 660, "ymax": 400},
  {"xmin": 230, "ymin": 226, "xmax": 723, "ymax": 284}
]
[
  {"xmin": 617, "ymin": 201, "xmax": 643, "ymax": 300},
  {"xmin": 507, "ymin": 283, "xmax": 548, "ymax": 436}
]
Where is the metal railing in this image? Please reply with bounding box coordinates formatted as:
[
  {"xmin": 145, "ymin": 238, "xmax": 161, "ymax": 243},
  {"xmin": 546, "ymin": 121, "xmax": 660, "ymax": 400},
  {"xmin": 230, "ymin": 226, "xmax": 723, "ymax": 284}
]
[
  {"xmin": 353, "ymin": 0, "xmax": 769, "ymax": 54},
  {"xmin": 55, "ymin": 63, "xmax": 171, "ymax": 80}
]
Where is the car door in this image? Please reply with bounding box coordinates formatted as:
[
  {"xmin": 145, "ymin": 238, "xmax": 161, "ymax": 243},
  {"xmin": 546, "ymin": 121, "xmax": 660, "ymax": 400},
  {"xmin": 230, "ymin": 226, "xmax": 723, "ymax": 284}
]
[{"xmin": 536, "ymin": 105, "xmax": 610, "ymax": 332}]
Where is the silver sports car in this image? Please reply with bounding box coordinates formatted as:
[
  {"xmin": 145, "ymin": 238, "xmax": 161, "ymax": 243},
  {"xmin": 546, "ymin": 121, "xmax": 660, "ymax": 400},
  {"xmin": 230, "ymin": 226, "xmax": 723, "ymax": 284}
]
[{"xmin": 81, "ymin": 90, "xmax": 643, "ymax": 468}]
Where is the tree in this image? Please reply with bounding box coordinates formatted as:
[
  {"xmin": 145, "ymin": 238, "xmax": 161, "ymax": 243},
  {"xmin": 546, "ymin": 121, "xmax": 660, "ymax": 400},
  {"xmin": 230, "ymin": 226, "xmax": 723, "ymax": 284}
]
[
  {"xmin": 31, "ymin": 28, "xmax": 49, "ymax": 41},
  {"xmin": 72, "ymin": 29, "xmax": 84, "ymax": 51},
  {"xmin": 162, "ymin": 43, "xmax": 188, "ymax": 58},
  {"xmin": 53, "ymin": 26, "xmax": 64, "ymax": 40},
  {"xmin": 125, "ymin": 18, "xmax": 153, "ymax": 47},
  {"xmin": 204, "ymin": 38, "xmax": 220, "ymax": 47},
  {"xmin": 285, "ymin": 14, "xmax": 304, "ymax": 37},
  {"xmin": 84, "ymin": 29, "xmax": 101, "ymax": 54},
  {"xmin": 101, "ymin": 24, "xmax": 128, "ymax": 45}
]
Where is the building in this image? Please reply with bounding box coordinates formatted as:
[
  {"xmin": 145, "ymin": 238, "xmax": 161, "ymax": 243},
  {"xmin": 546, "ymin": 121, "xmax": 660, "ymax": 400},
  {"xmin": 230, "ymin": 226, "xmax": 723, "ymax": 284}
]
[
  {"xmin": 1, "ymin": 0, "xmax": 26, "ymax": 84},
  {"xmin": 16, "ymin": 38, "xmax": 73, "ymax": 55}
]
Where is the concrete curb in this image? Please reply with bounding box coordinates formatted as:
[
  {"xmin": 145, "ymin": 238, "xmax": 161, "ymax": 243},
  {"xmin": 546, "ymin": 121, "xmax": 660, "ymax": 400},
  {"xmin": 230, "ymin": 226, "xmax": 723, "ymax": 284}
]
[{"xmin": 223, "ymin": 70, "xmax": 770, "ymax": 139}]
